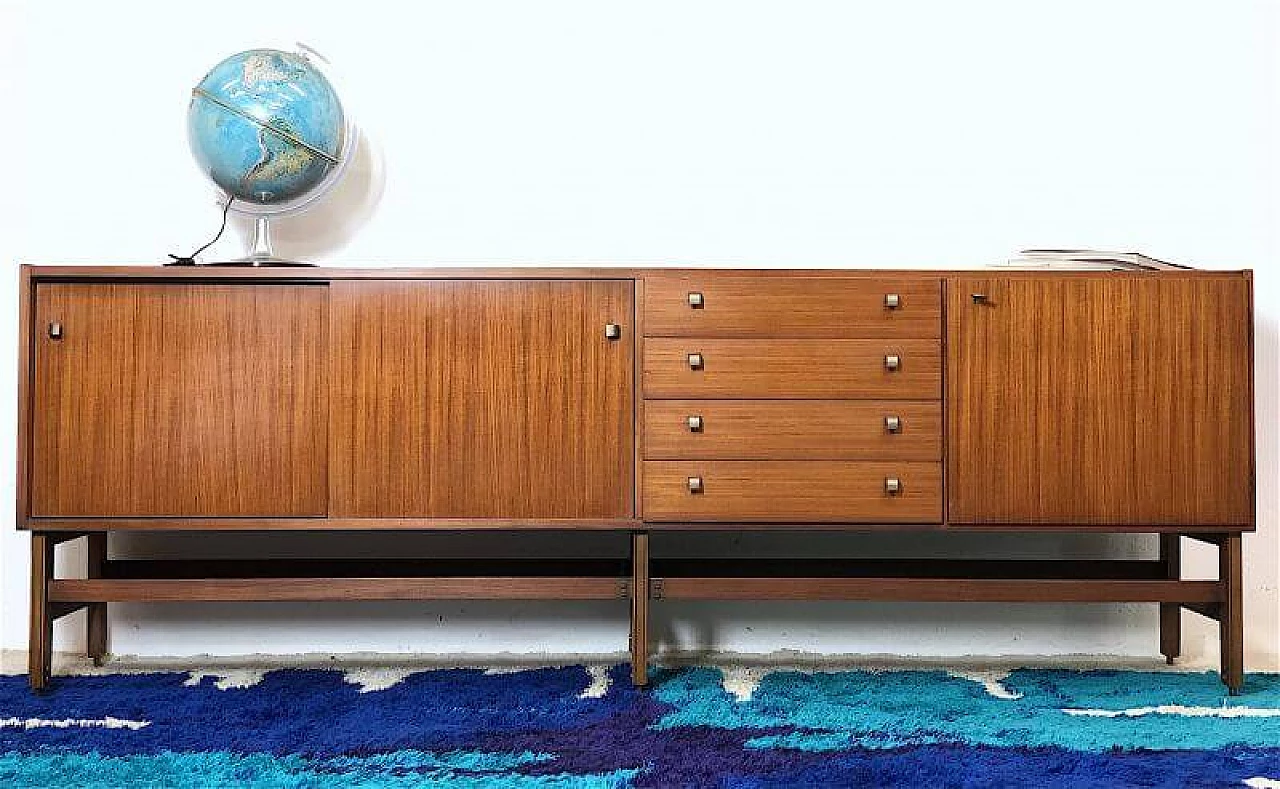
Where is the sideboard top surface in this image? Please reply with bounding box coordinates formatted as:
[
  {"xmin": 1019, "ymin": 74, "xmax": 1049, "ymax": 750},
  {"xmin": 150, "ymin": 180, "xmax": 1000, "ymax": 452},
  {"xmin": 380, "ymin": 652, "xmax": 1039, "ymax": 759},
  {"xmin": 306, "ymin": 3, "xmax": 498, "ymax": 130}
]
[{"xmin": 18, "ymin": 265, "xmax": 1252, "ymax": 282}]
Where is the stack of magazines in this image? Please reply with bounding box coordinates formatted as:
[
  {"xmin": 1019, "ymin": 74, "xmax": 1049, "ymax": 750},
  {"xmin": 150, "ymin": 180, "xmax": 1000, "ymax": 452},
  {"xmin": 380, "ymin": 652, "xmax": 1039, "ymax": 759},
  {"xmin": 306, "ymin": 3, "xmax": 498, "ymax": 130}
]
[{"xmin": 998, "ymin": 249, "xmax": 1188, "ymax": 271}]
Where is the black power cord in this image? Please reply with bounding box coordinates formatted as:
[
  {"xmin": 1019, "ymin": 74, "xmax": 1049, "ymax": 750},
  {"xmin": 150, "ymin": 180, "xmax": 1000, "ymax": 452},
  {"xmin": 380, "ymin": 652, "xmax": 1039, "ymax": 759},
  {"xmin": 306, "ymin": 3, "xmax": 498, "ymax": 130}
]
[{"xmin": 166, "ymin": 196, "xmax": 234, "ymax": 265}]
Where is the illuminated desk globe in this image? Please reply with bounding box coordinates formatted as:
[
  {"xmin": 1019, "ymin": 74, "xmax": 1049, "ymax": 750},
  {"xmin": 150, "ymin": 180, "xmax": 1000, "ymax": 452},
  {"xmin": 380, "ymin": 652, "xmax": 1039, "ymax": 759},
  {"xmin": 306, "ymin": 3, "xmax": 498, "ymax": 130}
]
[{"xmin": 186, "ymin": 47, "xmax": 355, "ymax": 265}]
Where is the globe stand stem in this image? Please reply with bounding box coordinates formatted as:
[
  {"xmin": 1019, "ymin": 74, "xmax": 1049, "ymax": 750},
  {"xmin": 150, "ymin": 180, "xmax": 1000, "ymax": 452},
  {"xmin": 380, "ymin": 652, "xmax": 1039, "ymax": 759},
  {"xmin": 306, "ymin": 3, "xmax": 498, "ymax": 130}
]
[{"xmin": 219, "ymin": 217, "xmax": 314, "ymax": 267}]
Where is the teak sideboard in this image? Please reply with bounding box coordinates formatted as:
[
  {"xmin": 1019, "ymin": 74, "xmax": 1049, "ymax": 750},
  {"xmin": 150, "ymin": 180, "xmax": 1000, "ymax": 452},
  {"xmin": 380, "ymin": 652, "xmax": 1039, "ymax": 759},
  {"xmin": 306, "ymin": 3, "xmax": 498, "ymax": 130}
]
[{"xmin": 15, "ymin": 265, "xmax": 1256, "ymax": 692}]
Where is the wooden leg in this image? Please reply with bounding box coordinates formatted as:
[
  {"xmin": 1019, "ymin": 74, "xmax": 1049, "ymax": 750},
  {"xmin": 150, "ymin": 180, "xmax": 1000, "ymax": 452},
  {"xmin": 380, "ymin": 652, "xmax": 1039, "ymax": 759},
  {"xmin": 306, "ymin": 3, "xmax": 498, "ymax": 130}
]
[
  {"xmin": 87, "ymin": 533, "xmax": 108, "ymax": 666},
  {"xmin": 1159, "ymin": 534, "xmax": 1181, "ymax": 664},
  {"xmin": 29, "ymin": 533, "xmax": 53, "ymax": 690},
  {"xmin": 630, "ymin": 531, "xmax": 650, "ymax": 688},
  {"xmin": 1219, "ymin": 533, "xmax": 1244, "ymax": 694}
]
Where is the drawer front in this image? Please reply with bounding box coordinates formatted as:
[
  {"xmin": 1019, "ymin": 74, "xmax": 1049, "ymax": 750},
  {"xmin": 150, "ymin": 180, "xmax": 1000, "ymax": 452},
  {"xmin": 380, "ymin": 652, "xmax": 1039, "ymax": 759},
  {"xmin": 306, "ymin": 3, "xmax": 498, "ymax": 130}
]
[
  {"xmin": 643, "ymin": 461, "xmax": 943, "ymax": 522},
  {"xmin": 644, "ymin": 276, "xmax": 942, "ymax": 338},
  {"xmin": 644, "ymin": 400, "xmax": 942, "ymax": 460},
  {"xmin": 643, "ymin": 338, "xmax": 941, "ymax": 399}
]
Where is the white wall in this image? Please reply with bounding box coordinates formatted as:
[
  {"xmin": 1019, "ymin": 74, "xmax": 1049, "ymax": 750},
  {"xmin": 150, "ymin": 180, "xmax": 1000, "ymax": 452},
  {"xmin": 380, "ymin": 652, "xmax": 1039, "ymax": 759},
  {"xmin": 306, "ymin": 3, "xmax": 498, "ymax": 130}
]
[{"xmin": 0, "ymin": 0, "xmax": 1276, "ymax": 669}]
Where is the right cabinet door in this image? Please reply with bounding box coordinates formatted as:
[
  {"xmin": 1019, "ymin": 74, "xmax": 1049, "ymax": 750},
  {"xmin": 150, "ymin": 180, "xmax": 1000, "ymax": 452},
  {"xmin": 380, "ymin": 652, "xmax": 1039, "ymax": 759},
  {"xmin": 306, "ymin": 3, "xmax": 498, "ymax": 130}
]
[{"xmin": 947, "ymin": 275, "xmax": 1253, "ymax": 526}]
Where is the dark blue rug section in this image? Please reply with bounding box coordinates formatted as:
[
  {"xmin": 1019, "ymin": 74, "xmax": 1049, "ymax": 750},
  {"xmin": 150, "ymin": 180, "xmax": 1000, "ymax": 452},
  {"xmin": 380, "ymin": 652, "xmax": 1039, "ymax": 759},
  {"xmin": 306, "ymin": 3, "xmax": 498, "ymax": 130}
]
[{"xmin": 1, "ymin": 666, "xmax": 1278, "ymax": 787}]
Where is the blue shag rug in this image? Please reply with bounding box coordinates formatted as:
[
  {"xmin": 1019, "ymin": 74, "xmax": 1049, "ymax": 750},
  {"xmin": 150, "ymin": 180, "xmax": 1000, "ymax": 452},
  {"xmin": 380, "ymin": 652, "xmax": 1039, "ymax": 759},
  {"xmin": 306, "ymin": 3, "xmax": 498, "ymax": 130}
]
[{"xmin": 1, "ymin": 665, "xmax": 1278, "ymax": 787}]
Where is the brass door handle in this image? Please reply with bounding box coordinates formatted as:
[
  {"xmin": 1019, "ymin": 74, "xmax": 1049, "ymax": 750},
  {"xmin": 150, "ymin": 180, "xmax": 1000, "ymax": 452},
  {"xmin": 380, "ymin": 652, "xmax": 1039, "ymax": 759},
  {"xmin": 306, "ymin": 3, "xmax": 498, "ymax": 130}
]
[
  {"xmin": 688, "ymin": 292, "xmax": 704, "ymax": 308},
  {"xmin": 688, "ymin": 352, "xmax": 704, "ymax": 370},
  {"xmin": 885, "ymin": 477, "xmax": 901, "ymax": 495},
  {"xmin": 884, "ymin": 354, "xmax": 900, "ymax": 371},
  {"xmin": 885, "ymin": 415, "xmax": 901, "ymax": 433},
  {"xmin": 687, "ymin": 476, "xmax": 704, "ymax": 494},
  {"xmin": 884, "ymin": 293, "xmax": 900, "ymax": 309},
  {"xmin": 604, "ymin": 323, "xmax": 622, "ymax": 340},
  {"xmin": 47, "ymin": 321, "xmax": 63, "ymax": 340},
  {"xmin": 687, "ymin": 415, "xmax": 704, "ymax": 432}
]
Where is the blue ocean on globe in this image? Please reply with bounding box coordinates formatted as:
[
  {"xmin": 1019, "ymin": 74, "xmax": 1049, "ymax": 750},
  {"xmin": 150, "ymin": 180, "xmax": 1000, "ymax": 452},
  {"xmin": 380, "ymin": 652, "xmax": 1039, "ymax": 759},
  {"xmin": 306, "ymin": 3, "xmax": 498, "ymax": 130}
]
[{"xmin": 187, "ymin": 49, "xmax": 345, "ymax": 206}]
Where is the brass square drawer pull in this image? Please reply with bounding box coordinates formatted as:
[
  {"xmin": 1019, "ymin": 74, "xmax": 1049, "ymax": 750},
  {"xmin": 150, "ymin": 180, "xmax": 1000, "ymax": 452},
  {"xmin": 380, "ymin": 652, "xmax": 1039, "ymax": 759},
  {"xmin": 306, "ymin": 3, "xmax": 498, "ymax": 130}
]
[
  {"xmin": 604, "ymin": 323, "xmax": 622, "ymax": 340},
  {"xmin": 885, "ymin": 415, "xmax": 901, "ymax": 433},
  {"xmin": 884, "ymin": 293, "xmax": 900, "ymax": 309},
  {"xmin": 687, "ymin": 415, "xmax": 704, "ymax": 432},
  {"xmin": 884, "ymin": 354, "xmax": 901, "ymax": 371},
  {"xmin": 885, "ymin": 477, "xmax": 901, "ymax": 495},
  {"xmin": 688, "ymin": 292, "xmax": 704, "ymax": 308},
  {"xmin": 688, "ymin": 352, "xmax": 704, "ymax": 370},
  {"xmin": 687, "ymin": 476, "xmax": 704, "ymax": 494}
]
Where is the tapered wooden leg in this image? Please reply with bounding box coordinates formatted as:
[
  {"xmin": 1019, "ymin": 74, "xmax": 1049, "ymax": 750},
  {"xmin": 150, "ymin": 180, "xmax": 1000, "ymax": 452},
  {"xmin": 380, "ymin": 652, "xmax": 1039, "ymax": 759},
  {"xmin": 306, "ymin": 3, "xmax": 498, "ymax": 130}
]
[
  {"xmin": 29, "ymin": 533, "xmax": 53, "ymax": 690},
  {"xmin": 1219, "ymin": 533, "xmax": 1244, "ymax": 694},
  {"xmin": 87, "ymin": 532, "xmax": 108, "ymax": 666},
  {"xmin": 1159, "ymin": 534, "xmax": 1181, "ymax": 664},
  {"xmin": 630, "ymin": 531, "xmax": 650, "ymax": 687}
]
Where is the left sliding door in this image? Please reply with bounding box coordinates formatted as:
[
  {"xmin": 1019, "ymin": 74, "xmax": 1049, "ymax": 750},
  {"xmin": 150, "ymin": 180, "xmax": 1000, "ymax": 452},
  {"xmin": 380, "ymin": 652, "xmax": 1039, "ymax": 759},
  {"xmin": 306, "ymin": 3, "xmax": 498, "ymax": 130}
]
[{"xmin": 30, "ymin": 283, "xmax": 328, "ymax": 517}]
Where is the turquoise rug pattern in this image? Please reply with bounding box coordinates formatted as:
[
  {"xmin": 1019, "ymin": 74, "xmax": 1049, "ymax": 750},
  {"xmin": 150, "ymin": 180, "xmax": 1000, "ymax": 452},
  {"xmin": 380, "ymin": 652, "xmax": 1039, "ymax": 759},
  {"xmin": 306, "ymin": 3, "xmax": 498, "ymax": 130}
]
[{"xmin": 1, "ymin": 665, "xmax": 1278, "ymax": 787}]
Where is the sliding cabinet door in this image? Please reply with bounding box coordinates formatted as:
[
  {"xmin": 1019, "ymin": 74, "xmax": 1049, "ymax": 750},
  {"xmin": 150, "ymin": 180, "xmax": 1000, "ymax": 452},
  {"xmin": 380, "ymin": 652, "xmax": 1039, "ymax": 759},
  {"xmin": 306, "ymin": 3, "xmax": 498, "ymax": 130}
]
[{"xmin": 330, "ymin": 280, "xmax": 634, "ymax": 518}]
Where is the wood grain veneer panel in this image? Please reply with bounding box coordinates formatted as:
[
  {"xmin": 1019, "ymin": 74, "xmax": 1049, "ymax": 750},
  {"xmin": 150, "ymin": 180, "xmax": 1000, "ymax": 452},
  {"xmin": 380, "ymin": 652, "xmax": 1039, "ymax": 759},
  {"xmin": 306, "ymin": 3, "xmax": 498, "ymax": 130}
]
[
  {"xmin": 644, "ymin": 276, "xmax": 942, "ymax": 338},
  {"xmin": 329, "ymin": 280, "xmax": 634, "ymax": 518},
  {"xmin": 947, "ymin": 275, "xmax": 1253, "ymax": 525},
  {"xmin": 31, "ymin": 283, "xmax": 327, "ymax": 517},
  {"xmin": 642, "ymin": 460, "xmax": 942, "ymax": 522},
  {"xmin": 644, "ymin": 339, "xmax": 941, "ymax": 399},
  {"xmin": 643, "ymin": 399, "xmax": 941, "ymax": 460}
]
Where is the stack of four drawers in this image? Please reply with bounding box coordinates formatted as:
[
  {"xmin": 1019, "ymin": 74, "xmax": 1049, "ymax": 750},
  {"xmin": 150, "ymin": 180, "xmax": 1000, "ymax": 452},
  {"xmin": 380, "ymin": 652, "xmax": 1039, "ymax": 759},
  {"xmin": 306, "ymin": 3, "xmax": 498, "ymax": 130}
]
[{"xmin": 640, "ymin": 276, "xmax": 944, "ymax": 523}]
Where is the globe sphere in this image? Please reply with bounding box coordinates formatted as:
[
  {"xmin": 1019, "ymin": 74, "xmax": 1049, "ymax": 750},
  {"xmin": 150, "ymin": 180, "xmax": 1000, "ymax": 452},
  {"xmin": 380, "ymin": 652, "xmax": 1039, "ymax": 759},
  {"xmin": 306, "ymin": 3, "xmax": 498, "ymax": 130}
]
[{"xmin": 186, "ymin": 48, "xmax": 351, "ymax": 214}]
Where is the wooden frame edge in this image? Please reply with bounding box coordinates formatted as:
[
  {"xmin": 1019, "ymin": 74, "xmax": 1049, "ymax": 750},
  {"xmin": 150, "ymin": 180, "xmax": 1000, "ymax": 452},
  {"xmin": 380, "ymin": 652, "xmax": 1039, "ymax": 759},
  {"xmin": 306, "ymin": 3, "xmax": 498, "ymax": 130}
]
[
  {"xmin": 15, "ymin": 264, "xmax": 33, "ymax": 529},
  {"xmin": 48, "ymin": 577, "xmax": 630, "ymax": 602},
  {"xmin": 650, "ymin": 577, "xmax": 1223, "ymax": 603}
]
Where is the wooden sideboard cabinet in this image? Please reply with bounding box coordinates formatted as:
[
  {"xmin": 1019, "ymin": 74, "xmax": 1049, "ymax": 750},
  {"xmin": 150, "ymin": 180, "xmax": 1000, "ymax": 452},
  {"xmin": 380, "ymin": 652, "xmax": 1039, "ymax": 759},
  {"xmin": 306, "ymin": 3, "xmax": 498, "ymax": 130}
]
[{"xmin": 16, "ymin": 266, "xmax": 1255, "ymax": 693}]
